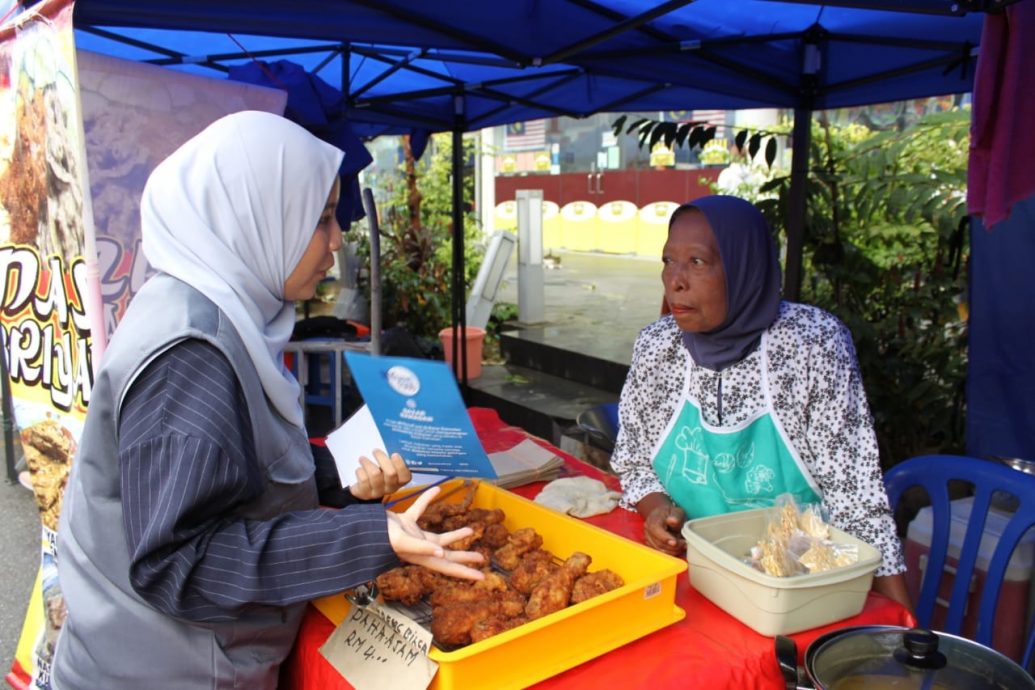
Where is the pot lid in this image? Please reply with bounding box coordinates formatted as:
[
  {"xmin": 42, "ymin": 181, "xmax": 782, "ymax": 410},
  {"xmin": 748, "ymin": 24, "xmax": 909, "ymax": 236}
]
[{"xmin": 809, "ymin": 626, "xmax": 1035, "ymax": 690}]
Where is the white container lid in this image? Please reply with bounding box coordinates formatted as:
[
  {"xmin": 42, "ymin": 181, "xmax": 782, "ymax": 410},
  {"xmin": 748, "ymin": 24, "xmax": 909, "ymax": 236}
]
[{"xmin": 905, "ymin": 497, "xmax": 1034, "ymax": 577}]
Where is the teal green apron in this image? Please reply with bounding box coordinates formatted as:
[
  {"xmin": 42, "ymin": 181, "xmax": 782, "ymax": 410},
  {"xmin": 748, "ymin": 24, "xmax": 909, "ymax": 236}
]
[{"xmin": 651, "ymin": 332, "xmax": 821, "ymax": 519}]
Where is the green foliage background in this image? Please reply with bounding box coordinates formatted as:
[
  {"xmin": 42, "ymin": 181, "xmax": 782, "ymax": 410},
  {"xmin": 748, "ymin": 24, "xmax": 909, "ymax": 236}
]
[
  {"xmin": 353, "ymin": 133, "xmax": 485, "ymax": 341},
  {"xmin": 755, "ymin": 110, "xmax": 970, "ymax": 467}
]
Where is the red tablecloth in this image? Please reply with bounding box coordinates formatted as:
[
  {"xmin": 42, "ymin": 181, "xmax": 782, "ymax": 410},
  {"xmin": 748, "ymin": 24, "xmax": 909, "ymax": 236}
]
[{"xmin": 284, "ymin": 407, "xmax": 915, "ymax": 690}]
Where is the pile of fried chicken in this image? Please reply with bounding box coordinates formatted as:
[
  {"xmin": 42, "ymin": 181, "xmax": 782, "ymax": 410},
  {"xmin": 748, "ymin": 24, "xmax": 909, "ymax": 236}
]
[{"xmin": 374, "ymin": 486, "xmax": 625, "ymax": 648}]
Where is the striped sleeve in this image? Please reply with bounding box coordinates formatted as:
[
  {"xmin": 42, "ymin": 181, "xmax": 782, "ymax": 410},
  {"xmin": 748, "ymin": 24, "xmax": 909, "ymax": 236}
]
[{"xmin": 118, "ymin": 338, "xmax": 398, "ymax": 622}]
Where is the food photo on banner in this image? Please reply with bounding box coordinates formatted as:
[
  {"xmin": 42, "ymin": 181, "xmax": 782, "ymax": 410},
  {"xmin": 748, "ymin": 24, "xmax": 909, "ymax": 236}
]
[{"xmin": 1, "ymin": 1, "xmax": 91, "ymax": 688}]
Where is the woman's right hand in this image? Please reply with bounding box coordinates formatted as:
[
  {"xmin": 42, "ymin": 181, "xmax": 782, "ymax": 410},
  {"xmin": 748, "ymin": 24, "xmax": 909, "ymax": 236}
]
[
  {"xmin": 350, "ymin": 449, "xmax": 412, "ymax": 500},
  {"xmin": 385, "ymin": 486, "xmax": 486, "ymax": 580},
  {"xmin": 638, "ymin": 493, "xmax": 687, "ymax": 556}
]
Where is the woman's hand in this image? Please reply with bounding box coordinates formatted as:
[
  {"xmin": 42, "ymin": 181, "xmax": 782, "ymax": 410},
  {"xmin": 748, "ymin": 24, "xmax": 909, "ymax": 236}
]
[
  {"xmin": 350, "ymin": 449, "xmax": 412, "ymax": 500},
  {"xmin": 386, "ymin": 486, "xmax": 485, "ymax": 580},
  {"xmin": 637, "ymin": 493, "xmax": 687, "ymax": 556}
]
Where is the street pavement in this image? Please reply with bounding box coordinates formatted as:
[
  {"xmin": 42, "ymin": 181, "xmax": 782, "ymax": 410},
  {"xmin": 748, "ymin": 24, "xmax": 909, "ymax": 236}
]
[{"xmin": 1, "ymin": 473, "xmax": 41, "ymax": 674}]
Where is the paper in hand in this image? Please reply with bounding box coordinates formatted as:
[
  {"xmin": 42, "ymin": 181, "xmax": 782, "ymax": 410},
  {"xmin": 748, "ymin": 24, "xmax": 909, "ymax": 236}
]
[{"xmin": 324, "ymin": 405, "xmax": 443, "ymax": 489}]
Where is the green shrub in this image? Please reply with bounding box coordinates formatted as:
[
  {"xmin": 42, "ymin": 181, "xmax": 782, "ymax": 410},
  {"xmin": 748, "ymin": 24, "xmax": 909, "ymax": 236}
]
[{"xmin": 353, "ymin": 133, "xmax": 485, "ymax": 341}]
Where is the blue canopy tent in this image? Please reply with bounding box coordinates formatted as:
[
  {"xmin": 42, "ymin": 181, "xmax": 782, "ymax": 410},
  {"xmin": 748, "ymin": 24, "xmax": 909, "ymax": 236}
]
[
  {"xmin": 71, "ymin": 0, "xmax": 988, "ymax": 304},
  {"xmin": 18, "ymin": 1, "xmax": 1014, "ymax": 458}
]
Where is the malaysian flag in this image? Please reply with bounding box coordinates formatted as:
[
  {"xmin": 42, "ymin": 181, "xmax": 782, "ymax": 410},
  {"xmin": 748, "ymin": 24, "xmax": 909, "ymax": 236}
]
[
  {"xmin": 504, "ymin": 119, "xmax": 547, "ymax": 151},
  {"xmin": 691, "ymin": 109, "xmax": 728, "ymax": 139}
]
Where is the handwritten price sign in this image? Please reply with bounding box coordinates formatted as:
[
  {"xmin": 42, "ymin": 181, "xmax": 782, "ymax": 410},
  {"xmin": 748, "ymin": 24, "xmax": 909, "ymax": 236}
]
[{"xmin": 320, "ymin": 603, "xmax": 437, "ymax": 690}]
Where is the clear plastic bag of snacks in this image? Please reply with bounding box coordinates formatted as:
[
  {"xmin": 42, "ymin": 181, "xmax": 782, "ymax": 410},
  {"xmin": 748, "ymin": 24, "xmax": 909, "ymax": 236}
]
[{"xmin": 746, "ymin": 495, "xmax": 859, "ymax": 577}]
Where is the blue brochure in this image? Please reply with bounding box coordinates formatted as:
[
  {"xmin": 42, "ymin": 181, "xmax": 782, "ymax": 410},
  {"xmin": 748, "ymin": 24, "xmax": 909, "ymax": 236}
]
[{"xmin": 342, "ymin": 352, "xmax": 497, "ymax": 478}]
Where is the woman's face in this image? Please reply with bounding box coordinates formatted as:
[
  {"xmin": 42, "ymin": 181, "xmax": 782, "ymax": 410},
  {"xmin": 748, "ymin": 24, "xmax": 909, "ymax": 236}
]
[
  {"xmin": 284, "ymin": 179, "xmax": 342, "ymax": 301},
  {"xmin": 662, "ymin": 210, "xmax": 727, "ymax": 332}
]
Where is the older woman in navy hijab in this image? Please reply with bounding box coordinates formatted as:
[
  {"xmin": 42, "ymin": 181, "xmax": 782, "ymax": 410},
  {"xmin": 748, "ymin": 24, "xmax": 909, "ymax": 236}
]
[{"xmin": 611, "ymin": 195, "xmax": 911, "ymax": 610}]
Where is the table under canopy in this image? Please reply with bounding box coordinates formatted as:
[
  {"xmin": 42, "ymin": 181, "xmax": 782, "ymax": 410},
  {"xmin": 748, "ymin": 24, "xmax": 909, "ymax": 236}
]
[{"xmin": 284, "ymin": 407, "xmax": 914, "ymax": 690}]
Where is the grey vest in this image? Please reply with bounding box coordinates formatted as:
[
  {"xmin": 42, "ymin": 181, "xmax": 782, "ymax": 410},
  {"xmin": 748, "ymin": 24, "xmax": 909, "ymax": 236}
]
[{"xmin": 54, "ymin": 276, "xmax": 317, "ymax": 689}]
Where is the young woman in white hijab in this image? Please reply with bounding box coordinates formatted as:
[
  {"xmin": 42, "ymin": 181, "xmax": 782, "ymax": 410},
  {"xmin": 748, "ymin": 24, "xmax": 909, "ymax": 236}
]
[{"xmin": 53, "ymin": 111, "xmax": 482, "ymax": 690}]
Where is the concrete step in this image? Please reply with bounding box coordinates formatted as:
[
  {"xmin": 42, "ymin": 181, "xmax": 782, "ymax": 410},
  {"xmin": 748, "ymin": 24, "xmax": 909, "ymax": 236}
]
[
  {"xmin": 464, "ymin": 362, "xmax": 617, "ymax": 450},
  {"xmin": 498, "ymin": 326, "xmax": 630, "ymax": 396}
]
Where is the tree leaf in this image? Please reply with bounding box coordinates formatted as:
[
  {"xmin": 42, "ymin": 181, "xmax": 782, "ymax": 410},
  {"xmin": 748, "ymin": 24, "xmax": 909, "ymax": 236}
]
[
  {"xmin": 748, "ymin": 133, "xmax": 761, "ymax": 160},
  {"xmin": 735, "ymin": 129, "xmax": 748, "ymax": 152},
  {"xmin": 765, "ymin": 136, "xmax": 777, "ymax": 168},
  {"xmin": 674, "ymin": 123, "xmax": 692, "ymax": 148},
  {"xmin": 649, "ymin": 123, "xmax": 668, "ymax": 150},
  {"xmin": 612, "ymin": 115, "xmax": 627, "ymax": 137}
]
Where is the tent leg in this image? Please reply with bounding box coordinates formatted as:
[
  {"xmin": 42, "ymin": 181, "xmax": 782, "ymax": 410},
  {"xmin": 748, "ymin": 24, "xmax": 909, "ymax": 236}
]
[
  {"xmin": 451, "ymin": 120, "xmax": 468, "ymax": 388},
  {"xmin": 1, "ymin": 334, "xmax": 18, "ymax": 484},
  {"xmin": 784, "ymin": 107, "xmax": 812, "ymax": 301}
]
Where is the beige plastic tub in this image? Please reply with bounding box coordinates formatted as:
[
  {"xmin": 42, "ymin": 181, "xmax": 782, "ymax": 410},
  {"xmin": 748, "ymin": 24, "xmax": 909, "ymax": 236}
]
[{"xmin": 682, "ymin": 507, "xmax": 882, "ymax": 636}]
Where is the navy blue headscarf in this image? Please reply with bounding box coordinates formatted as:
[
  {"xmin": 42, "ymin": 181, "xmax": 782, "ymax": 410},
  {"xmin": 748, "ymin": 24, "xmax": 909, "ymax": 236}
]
[{"xmin": 675, "ymin": 195, "xmax": 782, "ymax": 371}]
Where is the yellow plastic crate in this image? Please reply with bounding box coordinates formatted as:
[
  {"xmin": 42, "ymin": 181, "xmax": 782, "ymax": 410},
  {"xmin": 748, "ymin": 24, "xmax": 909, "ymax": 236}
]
[{"xmin": 316, "ymin": 479, "xmax": 686, "ymax": 690}]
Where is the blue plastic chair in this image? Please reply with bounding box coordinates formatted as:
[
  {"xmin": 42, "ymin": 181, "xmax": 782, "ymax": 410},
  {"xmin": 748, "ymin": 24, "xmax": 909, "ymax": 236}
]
[
  {"xmin": 883, "ymin": 454, "xmax": 1035, "ymax": 671},
  {"xmin": 576, "ymin": 402, "xmax": 620, "ymax": 454}
]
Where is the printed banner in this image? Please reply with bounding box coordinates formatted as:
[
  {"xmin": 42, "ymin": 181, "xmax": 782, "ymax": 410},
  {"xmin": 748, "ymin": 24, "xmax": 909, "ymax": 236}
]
[
  {"xmin": 1, "ymin": 2, "xmax": 89, "ymax": 687},
  {"xmin": 76, "ymin": 49, "xmax": 287, "ymax": 340}
]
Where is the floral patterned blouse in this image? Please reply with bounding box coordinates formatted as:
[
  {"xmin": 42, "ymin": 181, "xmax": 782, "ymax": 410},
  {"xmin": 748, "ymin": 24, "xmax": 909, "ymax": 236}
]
[{"xmin": 611, "ymin": 301, "xmax": 906, "ymax": 576}]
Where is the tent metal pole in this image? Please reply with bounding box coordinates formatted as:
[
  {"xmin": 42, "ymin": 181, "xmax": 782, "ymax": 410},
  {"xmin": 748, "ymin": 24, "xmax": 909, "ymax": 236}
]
[
  {"xmin": 539, "ymin": 0, "xmax": 696, "ymax": 65},
  {"xmin": 784, "ymin": 107, "xmax": 811, "ymax": 302},
  {"xmin": 362, "ymin": 189, "xmax": 383, "ymax": 356},
  {"xmin": 351, "ymin": 48, "xmax": 426, "ymax": 100},
  {"xmin": 452, "ymin": 96, "xmax": 468, "ymax": 387},
  {"xmin": 470, "ymin": 71, "xmax": 584, "ymax": 128},
  {"xmin": 350, "ymin": 0, "xmax": 529, "ymax": 65},
  {"xmin": 1, "ymin": 331, "xmax": 18, "ymax": 484}
]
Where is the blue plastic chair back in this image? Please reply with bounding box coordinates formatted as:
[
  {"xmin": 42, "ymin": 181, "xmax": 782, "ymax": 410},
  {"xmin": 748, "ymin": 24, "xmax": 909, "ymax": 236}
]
[
  {"xmin": 883, "ymin": 455, "xmax": 1035, "ymax": 671},
  {"xmin": 576, "ymin": 402, "xmax": 620, "ymax": 454}
]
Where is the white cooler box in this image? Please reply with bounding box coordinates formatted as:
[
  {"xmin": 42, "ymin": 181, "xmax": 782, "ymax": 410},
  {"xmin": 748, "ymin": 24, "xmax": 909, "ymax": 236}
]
[{"xmin": 904, "ymin": 496, "xmax": 1035, "ymax": 663}]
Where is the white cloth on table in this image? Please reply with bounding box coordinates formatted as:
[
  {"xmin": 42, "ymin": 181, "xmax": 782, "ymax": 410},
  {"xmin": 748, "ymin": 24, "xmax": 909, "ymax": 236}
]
[{"xmin": 534, "ymin": 476, "xmax": 622, "ymax": 518}]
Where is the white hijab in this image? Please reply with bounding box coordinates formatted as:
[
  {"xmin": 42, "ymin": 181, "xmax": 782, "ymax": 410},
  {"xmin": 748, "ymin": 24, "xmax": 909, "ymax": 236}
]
[{"xmin": 140, "ymin": 110, "xmax": 344, "ymax": 428}]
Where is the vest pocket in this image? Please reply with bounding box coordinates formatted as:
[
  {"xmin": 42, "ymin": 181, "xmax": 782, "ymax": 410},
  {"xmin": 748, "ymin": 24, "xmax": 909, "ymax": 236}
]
[{"xmin": 264, "ymin": 428, "xmax": 315, "ymax": 485}]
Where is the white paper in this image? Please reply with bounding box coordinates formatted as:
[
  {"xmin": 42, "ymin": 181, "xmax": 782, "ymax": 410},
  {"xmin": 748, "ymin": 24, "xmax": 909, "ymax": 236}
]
[
  {"xmin": 324, "ymin": 405, "xmax": 446, "ymax": 489},
  {"xmin": 324, "ymin": 405, "xmax": 387, "ymax": 488}
]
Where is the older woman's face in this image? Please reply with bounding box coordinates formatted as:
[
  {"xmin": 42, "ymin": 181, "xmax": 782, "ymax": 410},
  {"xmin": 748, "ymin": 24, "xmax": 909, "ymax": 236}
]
[{"xmin": 662, "ymin": 210, "xmax": 727, "ymax": 332}]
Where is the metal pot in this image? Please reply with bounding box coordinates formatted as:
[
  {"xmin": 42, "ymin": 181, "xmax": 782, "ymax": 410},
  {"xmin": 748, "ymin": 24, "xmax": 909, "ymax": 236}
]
[{"xmin": 775, "ymin": 625, "xmax": 1035, "ymax": 690}]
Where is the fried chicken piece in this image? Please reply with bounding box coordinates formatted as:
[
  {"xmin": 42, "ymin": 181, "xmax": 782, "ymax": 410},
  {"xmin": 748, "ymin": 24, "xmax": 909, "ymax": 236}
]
[
  {"xmin": 445, "ymin": 521, "xmax": 485, "ymax": 551},
  {"xmin": 496, "ymin": 589, "xmax": 527, "ymax": 618},
  {"xmin": 415, "ymin": 566, "xmax": 446, "ymax": 592},
  {"xmin": 430, "ymin": 590, "xmax": 528, "ymax": 647},
  {"xmin": 571, "ymin": 569, "xmax": 625, "ymax": 604},
  {"xmin": 428, "ymin": 570, "xmax": 508, "ymax": 607},
  {"xmin": 494, "ymin": 527, "xmax": 544, "ymax": 570},
  {"xmin": 481, "ymin": 522, "xmax": 510, "ymax": 548},
  {"xmin": 510, "ymin": 550, "xmax": 559, "ymax": 594},
  {"xmin": 469, "ymin": 615, "xmax": 530, "ymax": 643},
  {"xmin": 431, "ymin": 601, "xmax": 491, "ymax": 647},
  {"xmin": 470, "ymin": 543, "xmax": 495, "ymax": 565},
  {"xmin": 561, "ymin": 552, "xmax": 591, "ymax": 576},
  {"xmin": 469, "ymin": 507, "xmax": 506, "ymax": 525},
  {"xmin": 525, "ymin": 552, "xmax": 592, "ymax": 620},
  {"xmin": 375, "ymin": 566, "xmax": 427, "ymax": 606},
  {"xmin": 417, "ymin": 483, "xmax": 477, "ymax": 531},
  {"xmin": 441, "ymin": 507, "xmax": 506, "ymax": 531}
]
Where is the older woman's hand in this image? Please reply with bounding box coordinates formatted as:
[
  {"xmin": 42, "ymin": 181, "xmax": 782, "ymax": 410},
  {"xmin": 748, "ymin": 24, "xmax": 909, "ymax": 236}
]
[
  {"xmin": 385, "ymin": 486, "xmax": 486, "ymax": 580},
  {"xmin": 350, "ymin": 449, "xmax": 412, "ymax": 500},
  {"xmin": 638, "ymin": 493, "xmax": 687, "ymax": 556}
]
